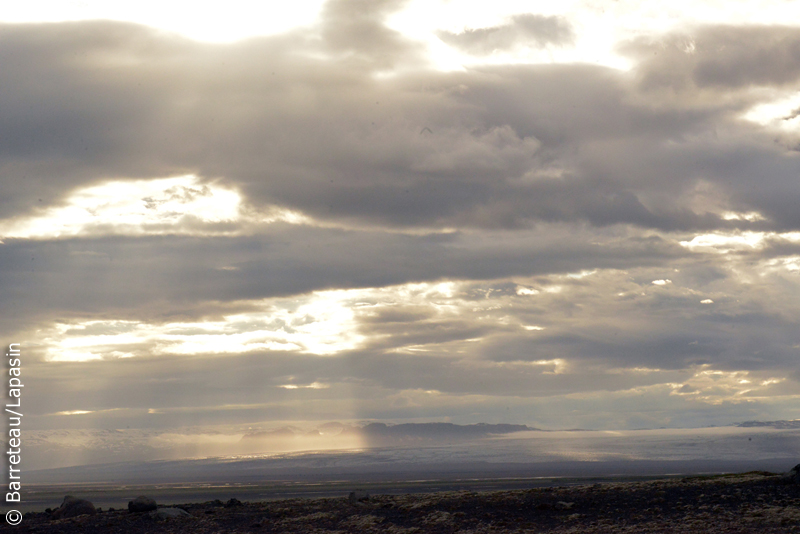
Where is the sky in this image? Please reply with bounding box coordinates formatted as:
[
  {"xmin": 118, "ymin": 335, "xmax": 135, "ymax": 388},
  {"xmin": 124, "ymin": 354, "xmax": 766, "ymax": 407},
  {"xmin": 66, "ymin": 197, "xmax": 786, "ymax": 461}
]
[{"xmin": 2, "ymin": 0, "xmax": 800, "ymax": 438}]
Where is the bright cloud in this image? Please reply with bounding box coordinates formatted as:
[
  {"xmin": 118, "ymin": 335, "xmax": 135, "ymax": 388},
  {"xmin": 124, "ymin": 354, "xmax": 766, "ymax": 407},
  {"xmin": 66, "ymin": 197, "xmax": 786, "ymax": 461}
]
[
  {"xmin": 0, "ymin": 175, "xmax": 314, "ymax": 240},
  {"xmin": 670, "ymin": 366, "xmax": 789, "ymax": 405},
  {"xmin": 40, "ymin": 290, "xmax": 368, "ymax": 361},
  {"xmin": 741, "ymin": 90, "xmax": 800, "ymax": 129},
  {"xmin": 0, "ymin": 0, "xmax": 327, "ymax": 42},
  {"xmin": 0, "ymin": 176, "xmax": 240, "ymax": 239}
]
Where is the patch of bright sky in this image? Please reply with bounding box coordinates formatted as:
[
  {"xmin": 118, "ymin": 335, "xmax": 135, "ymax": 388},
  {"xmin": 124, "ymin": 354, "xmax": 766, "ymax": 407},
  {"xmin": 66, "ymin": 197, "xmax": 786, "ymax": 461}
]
[
  {"xmin": 515, "ymin": 286, "xmax": 539, "ymax": 296},
  {"xmin": 680, "ymin": 231, "xmax": 800, "ymax": 253},
  {"xmin": 741, "ymin": 90, "xmax": 800, "ymax": 130},
  {"xmin": 33, "ymin": 270, "xmax": 800, "ymax": 420},
  {"xmin": 0, "ymin": 0, "xmax": 327, "ymax": 42},
  {"xmin": 390, "ymin": 0, "xmax": 800, "ymax": 71},
  {"xmin": 760, "ymin": 256, "xmax": 800, "ymax": 277},
  {"xmin": 40, "ymin": 279, "xmax": 516, "ymax": 362},
  {"xmin": 0, "ymin": 175, "xmax": 235, "ymax": 239},
  {"xmin": 669, "ymin": 365, "xmax": 787, "ymax": 405},
  {"xmin": 480, "ymin": 358, "xmax": 567, "ymax": 375},
  {"xmin": 278, "ymin": 382, "xmax": 328, "ymax": 389},
  {"xmin": 0, "ymin": 175, "xmax": 311, "ymax": 240},
  {"xmin": 4, "ymin": 1, "xmax": 800, "ymax": 71},
  {"xmin": 36, "ymin": 271, "xmax": 695, "ymax": 364},
  {"xmin": 567, "ymin": 269, "xmax": 597, "ymax": 279},
  {"xmin": 42, "ymin": 289, "xmax": 366, "ymax": 361},
  {"xmin": 722, "ymin": 211, "xmax": 765, "ymax": 222},
  {"xmin": 40, "ymin": 281, "xmax": 482, "ymax": 362}
]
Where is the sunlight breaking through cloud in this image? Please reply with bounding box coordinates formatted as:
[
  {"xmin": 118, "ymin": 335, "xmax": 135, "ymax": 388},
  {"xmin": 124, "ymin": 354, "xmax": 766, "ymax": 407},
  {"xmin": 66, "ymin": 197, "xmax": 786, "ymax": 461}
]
[
  {"xmin": 680, "ymin": 231, "xmax": 800, "ymax": 253},
  {"xmin": 41, "ymin": 290, "xmax": 367, "ymax": 361},
  {"xmin": 5, "ymin": 0, "xmax": 800, "ymax": 471},
  {"xmin": 0, "ymin": 0, "xmax": 328, "ymax": 43},
  {"xmin": 0, "ymin": 175, "xmax": 316, "ymax": 240},
  {"xmin": 741, "ymin": 90, "xmax": 800, "ymax": 129},
  {"xmin": 37, "ymin": 278, "xmax": 544, "ymax": 362},
  {"xmin": 669, "ymin": 366, "xmax": 788, "ymax": 405},
  {"xmin": 0, "ymin": 175, "xmax": 241, "ymax": 239}
]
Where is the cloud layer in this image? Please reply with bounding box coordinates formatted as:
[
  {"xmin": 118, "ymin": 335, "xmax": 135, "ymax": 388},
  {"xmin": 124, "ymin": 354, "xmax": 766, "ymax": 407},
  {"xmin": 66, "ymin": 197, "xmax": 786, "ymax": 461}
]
[{"xmin": 2, "ymin": 1, "xmax": 800, "ymax": 440}]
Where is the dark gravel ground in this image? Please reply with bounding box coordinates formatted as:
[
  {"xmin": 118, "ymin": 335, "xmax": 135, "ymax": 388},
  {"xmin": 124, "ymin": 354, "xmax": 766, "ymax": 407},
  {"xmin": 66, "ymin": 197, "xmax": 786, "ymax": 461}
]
[{"xmin": 3, "ymin": 471, "xmax": 800, "ymax": 533}]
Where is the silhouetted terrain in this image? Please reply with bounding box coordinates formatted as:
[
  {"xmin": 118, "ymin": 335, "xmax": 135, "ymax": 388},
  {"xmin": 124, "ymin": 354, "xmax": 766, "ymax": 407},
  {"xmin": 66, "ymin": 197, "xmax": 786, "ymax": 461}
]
[{"xmin": 9, "ymin": 470, "xmax": 800, "ymax": 533}]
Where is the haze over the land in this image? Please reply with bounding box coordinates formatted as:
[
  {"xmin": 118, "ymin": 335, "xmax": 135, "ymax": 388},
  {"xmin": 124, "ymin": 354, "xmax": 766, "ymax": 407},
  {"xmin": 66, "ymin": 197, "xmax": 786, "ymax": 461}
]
[
  {"xmin": 2, "ymin": 1, "xmax": 800, "ymax": 460},
  {"xmin": 23, "ymin": 424, "xmax": 800, "ymax": 485}
]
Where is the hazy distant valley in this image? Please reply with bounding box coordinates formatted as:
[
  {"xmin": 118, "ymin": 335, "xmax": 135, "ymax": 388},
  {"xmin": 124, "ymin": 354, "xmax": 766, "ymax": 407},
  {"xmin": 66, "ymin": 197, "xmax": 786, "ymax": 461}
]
[{"xmin": 22, "ymin": 421, "xmax": 800, "ymax": 485}]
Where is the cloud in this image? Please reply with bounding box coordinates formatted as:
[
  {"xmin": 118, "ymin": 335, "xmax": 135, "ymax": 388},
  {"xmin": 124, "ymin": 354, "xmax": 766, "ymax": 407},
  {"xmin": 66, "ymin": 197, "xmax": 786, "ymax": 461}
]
[
  {"xmin": 624, "ymin": 25, "xmax": 800, "ymax": 91},
  {"xmin": 0, "ymin": 226, "xmax": 687, "ymax": 338},
  {"xmin": 3, "ymin": 10, "xmax": 800, "ymax": 438},
  {"xmin": 14, "ymin": 256, "xmax": 800, "ymax": 430},
  {"xmin": 438, "ymin": 14, "xmax": 574, "ymax": 54},
  {"xmin": 0, "ymin": 175, "xmax": 249, "ymax": 239},
  {"xmin": 4, "ymin": 21, "xmax": 800, "ymax": 234},
  {"xmin": 320, "ymin": 0, "xmax": 420, "ymax": 68}
]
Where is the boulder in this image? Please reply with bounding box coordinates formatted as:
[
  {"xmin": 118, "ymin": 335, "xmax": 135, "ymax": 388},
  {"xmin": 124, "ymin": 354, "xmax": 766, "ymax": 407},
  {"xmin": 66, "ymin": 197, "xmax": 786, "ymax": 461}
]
[
  {"xmin": 781, "ymin": 463, "xmax": 800, "ymax": 484},
  {"xmin": 51, "ymin": 496, "xmax": 97, "ymax": 519},
  {"xmin": 225, "ymin": 498, "xmax": 243, "ymax": 508},
  {"xmin": 149, "ymin": 507, "xmax": 191, "ymax": 520},
  {"xmin": 128, "ymin": 495, "xmax": 158, "ymax": 513},
  {"xmin": 348, "ymin": 490, "xmax": 370, "ymax": 504}
]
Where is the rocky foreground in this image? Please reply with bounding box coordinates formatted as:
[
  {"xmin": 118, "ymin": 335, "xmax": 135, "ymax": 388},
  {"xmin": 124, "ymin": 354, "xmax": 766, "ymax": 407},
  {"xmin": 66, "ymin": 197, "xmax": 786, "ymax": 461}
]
[{"xmin": 5, "ymin": 468, "xmax": 800, "ymax": 533}]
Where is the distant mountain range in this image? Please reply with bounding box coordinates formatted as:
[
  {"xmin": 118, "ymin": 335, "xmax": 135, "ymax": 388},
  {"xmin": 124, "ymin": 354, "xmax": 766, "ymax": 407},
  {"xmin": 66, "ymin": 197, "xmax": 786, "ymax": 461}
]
[
  {"xmin": 346, "ymin": 422, "xmax": 536, "ymax": 446},
  {"xmin": 734, "ymin": 420, "xmax": 800, "ymax": 429},
  {"xmin": 242, "ymin": 422, "xmax": 537, "ymax": 447}
]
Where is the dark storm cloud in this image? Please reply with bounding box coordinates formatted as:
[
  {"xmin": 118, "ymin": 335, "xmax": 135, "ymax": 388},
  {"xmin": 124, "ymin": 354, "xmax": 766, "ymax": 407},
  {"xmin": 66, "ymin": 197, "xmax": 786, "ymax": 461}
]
[
  {"xmin": 5, "ymin": 19, "xmax": 800, "ymax": 233},
  {"xmin": 437, "ymin": 14, "xmax": 574, "ymax": 54}
]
